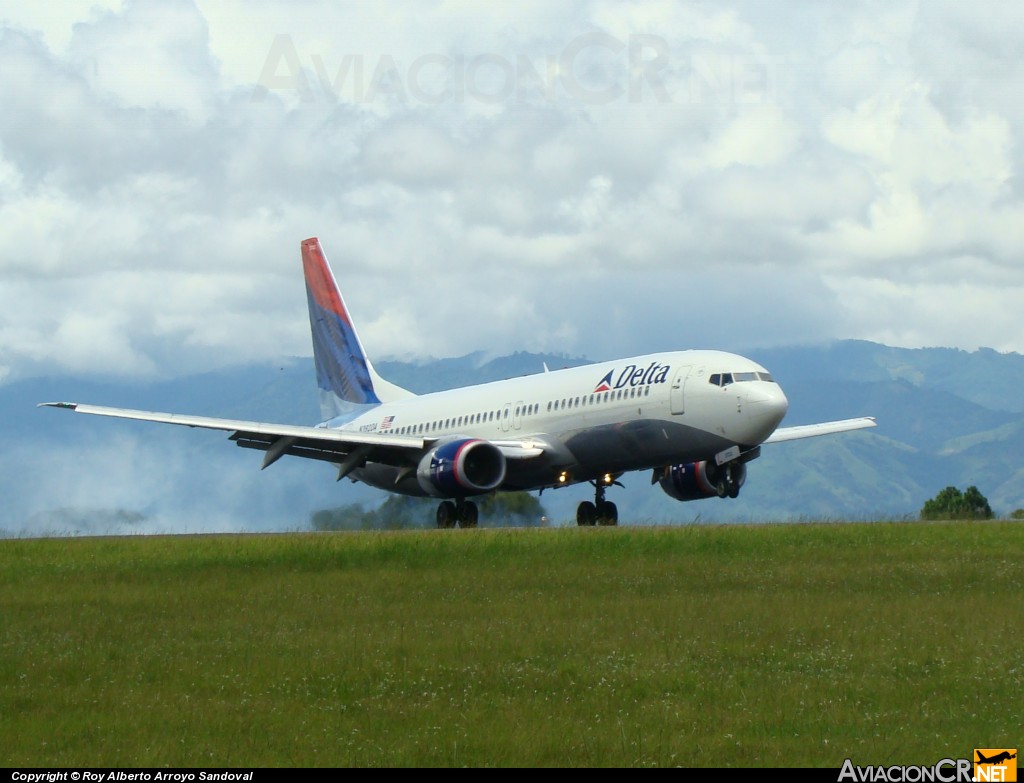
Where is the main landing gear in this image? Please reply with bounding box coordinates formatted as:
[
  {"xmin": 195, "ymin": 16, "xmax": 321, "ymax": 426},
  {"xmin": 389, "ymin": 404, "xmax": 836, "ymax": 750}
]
[
  {"xmin": 436, "ymin": 498, "xmax": 479, "ymax": 529},
  {"xmin": 576, "ymin": 479, "xmax": 619, "ymax": 527}
]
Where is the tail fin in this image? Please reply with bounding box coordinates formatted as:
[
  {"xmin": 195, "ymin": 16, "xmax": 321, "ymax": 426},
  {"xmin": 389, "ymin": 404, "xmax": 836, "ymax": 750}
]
[{"xmin": 301, "ymin": 237, "xmax": 413, "ymax": 420}]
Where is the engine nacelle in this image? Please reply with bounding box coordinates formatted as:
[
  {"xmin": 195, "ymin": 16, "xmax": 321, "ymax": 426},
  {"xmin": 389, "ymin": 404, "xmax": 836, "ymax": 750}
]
[
  {"xmin": 416, "ymin": 438, "xmax": 507, "ymax": 498},
  {"xmin": 658, "ymin": 460, "xmax": 747, "ymax": 501}
]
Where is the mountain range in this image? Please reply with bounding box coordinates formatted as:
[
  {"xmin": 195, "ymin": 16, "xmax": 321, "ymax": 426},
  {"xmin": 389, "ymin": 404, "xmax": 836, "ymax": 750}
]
[{"xmin": 3, "ymin": 340, "xmax": 1023, "ymax": 535}]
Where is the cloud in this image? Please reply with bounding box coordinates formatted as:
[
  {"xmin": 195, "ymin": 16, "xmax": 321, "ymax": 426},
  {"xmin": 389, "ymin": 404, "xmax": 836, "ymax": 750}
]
[
  {"xmin": 66, "ymin": 0, "xmax": 220, "ymax": 124},
  {"xmin": 1, "ymin": 0, "xmax": 1023, "ymax": 386}
]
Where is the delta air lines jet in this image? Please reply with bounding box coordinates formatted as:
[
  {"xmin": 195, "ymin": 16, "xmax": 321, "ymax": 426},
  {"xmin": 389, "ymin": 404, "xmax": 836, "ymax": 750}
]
[{"xmin": 42, "ymin": 238, "xmax": 875, "ymax": 527}]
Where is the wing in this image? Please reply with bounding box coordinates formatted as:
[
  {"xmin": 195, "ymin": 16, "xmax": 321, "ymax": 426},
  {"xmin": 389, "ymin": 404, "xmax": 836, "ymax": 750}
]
[
  {"xmin": 763, "ymin": 416, "xmax": 876, "ymax": 444},
  {"xmin": 39, "ymin": 401, "xmax": 431, "ymax": 470},
  {"xmin": 38, "ymin": 402, "xmax": 545, "ymax": 472}
]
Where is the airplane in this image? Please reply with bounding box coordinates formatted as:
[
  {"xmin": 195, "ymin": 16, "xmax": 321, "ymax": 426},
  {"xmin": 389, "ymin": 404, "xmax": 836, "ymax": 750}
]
[
  {"xmin": 41, "ymin": 237, "xmax": 876, "ymax": 528},
  {"xmin": 977, "ymin": 752, "xmax": 1016, "ymax": 765}
]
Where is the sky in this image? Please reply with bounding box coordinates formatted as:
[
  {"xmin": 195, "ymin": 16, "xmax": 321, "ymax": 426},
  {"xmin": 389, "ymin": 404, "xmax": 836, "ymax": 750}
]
[{"xmin": 2, "ymin": 0, "xmax": 1023, "ymax": 385}]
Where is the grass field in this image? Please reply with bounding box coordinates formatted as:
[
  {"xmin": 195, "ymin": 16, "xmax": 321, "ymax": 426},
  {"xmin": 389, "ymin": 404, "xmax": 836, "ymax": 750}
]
[{"xmin": 1, "ymin": 522, "xmax": 1021, "ymax": 767}]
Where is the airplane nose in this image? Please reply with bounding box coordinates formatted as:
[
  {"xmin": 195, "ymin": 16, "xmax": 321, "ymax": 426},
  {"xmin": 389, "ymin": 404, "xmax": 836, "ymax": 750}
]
[{"xmin": 745, "ymin": 384, "xmax": 789, "ymax": 438}]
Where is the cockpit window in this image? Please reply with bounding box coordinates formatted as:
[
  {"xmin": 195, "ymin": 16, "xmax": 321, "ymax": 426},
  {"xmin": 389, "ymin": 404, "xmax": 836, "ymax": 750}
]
[{"xmin": 708, "ymin": 370, "xmax": 776, "ymax": 386}]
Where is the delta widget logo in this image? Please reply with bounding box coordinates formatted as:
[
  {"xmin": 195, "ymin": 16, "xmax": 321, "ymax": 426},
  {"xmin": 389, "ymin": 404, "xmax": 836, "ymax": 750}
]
[{"xmin": 593, "ymin": 362, "xmax": 671, "ymax": 393}]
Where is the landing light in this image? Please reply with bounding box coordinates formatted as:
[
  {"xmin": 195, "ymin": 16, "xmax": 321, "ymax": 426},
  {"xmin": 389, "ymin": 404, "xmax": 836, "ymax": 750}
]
[
  {"xmin": 558, "ymin": 471, "xmax": 569, "ymax": 484},
  {"xmin": 602, "ymin": 473, "xmax": 614, "ymax": 485}
]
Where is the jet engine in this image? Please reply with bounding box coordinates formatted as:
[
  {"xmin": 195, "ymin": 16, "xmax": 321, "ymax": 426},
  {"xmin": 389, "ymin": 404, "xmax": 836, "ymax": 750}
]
[
  {"xmin": 658, "ymin": 460, "xmax": 746, "ymax": 501},
  {"xmin": 416, "ymin": 438, "xmax": 506, "ymax": 497}
]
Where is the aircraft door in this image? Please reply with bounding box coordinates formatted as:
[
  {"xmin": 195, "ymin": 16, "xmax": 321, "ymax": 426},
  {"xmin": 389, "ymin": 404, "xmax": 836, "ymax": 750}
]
[
  {"xmin": 500, "ymin": 402, "xmax": 512, "ymax": 432},
  {"xmin": 513, "ymin": 400, "xmax": 525, "ymax": 430},
  {"xmin": 670, "ymin": 366, "xmax": 691, "ymax": 415}
]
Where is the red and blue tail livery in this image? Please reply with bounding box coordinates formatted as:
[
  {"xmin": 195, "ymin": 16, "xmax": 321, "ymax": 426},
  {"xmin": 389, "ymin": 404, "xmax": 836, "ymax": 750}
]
[{"xmin": 301, "ymin": 237, "xmax": 381, "ymax": 415}]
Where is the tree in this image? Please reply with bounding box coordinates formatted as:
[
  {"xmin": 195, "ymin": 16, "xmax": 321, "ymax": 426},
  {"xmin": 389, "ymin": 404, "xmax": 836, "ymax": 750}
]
[
  {"xmin": 475, "ymin": 492, "xmax": 548, "ymax": 527},
  {"xmin": 310, "ymin": 492, "xmax": 549, "ymax": 530},
  {"xmin": 311, "ymin": 503, "xmax": 375, "ymax": 531},
  {"xmin": 920, "ymin": 486, "xmax": 993, "ymax": 521}
]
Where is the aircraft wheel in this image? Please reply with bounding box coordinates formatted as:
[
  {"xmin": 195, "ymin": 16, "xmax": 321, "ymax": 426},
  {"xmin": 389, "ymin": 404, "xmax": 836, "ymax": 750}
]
[
  {"xmin": 459, "ymin": 501, "xmax": 479, "ymax": 528},
  {"xmin": 437, "ymin": 501, "xmax": 457, "ymax": 529},
  {"xmin": 576, "ymin": 501, "xmax": 597, "ymax": 526},
  {"xmin": 597, "ymin": 501, "xmax": 618, "ymax": 526}
]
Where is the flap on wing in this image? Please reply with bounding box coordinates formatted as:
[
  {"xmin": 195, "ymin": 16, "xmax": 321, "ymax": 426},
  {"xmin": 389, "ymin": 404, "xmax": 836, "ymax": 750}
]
[
  {"xmin": 764, "ymin": 417, "xmax": 876, "ymax": 444},
  {"xmin": 38, "ymin": 402, "xmax": 544, "ymax": 468}
]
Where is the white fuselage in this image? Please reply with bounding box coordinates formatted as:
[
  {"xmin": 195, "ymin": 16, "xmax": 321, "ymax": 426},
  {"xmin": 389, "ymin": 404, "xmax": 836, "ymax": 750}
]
[{"xmin": 333, "ymin": 350, "xmax": 789, "ymax": 496}]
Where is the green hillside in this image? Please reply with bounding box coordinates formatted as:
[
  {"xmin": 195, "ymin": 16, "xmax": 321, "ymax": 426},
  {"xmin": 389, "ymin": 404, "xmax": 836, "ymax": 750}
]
[{"xmin": 6, "ymin": 340, "xmax": 1024, "ymax": 534}]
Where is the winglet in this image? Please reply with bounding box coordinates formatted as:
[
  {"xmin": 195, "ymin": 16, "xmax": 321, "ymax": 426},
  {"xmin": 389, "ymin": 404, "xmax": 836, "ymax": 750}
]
[
  {"xmin": 38, "ymin": 402, "xmax": 78, "ymax": 410},
  {"xmin": 301, "ymin": 238, "xmax": 413, "ymax": 420}
]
